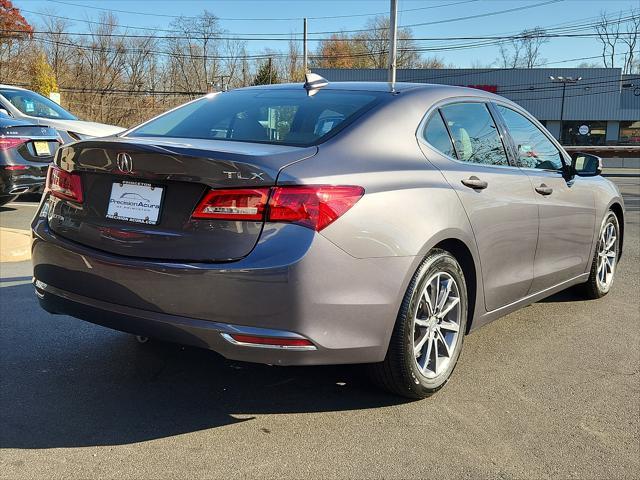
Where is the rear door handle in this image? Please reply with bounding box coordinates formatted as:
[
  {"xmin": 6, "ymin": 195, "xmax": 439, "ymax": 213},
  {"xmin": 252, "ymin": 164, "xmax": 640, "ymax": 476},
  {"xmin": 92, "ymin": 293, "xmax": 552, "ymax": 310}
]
[
  {"xmin": 535, "ymin": 184, "xmax": 553, "ymax": 196},
  {"xmin": 461, "ymin": 176, "xmax": 488, "ymax": 190}
]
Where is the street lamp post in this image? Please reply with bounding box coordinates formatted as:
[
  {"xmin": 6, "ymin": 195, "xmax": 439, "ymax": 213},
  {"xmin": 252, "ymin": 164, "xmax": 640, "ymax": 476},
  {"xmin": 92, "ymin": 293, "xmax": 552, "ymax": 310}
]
[{"xmin": 549, "ymin": 76, "xmax": 582, "ymax": 142}]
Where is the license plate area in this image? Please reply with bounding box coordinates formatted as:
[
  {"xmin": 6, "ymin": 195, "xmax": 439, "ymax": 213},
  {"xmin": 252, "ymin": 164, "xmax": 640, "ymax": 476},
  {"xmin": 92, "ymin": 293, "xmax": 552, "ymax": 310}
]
[
  {"xmin": 106, "ymin": 181, "xmax": 164, "ymax": 225},
  {"xmin": 33, "ymin": 141, "xmax": 51, "ymax": 156}
]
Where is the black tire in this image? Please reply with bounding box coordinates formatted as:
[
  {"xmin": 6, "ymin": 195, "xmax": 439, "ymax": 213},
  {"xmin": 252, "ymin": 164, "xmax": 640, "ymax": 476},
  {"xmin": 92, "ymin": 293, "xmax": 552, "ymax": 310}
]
[
  {"xmin": 369, "ymin": 248, "xmax": 468, "ymax": 399},
  {"xmin": 0, "ymin": 195, "xmax": 18, "ymax": 207},
  {"xmin": 582, "ymin": 211, "xmax": 620, "ymax": 299}
]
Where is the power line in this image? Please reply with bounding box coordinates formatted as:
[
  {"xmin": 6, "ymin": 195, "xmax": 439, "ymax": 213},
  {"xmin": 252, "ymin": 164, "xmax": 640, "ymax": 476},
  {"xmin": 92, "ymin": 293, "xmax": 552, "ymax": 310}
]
[
  {"xmin": 44, "ymin": 0, "xmax": 481, "ymax": 22},
  {"xmin": 14, "ymin": 5, "xmax": 638, "ymax": 60},
  {"xmin": 5, "ymin": 30, "xmax": 633, "ymax": 65},
  {"xmin": 19, "ymin": 0, "xmax": 571, "ymax": 38},
  {"xmin": 3, "ymin": 29, "xmax": 637, "ymax": 42},
  {"xmin": 7, "ymin": 11, "xmax": 637, "ymax": 62},
  {"xmin": 306, "ymin": 0, "xmax": 566, "ymax": 35}
]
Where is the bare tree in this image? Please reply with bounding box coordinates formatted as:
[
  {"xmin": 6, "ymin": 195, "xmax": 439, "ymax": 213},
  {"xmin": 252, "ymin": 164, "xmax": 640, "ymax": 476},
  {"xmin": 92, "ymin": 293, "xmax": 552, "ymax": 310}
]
[
  {"xmin": 596, "ymin": 12, "xmax": 622, "ymax": 69},
  {"xmin": 286, "ymin": 36, "xmax": 303, "ymax": 82},
  {"xmin": 166, "ymin": 11, "xmax": 223, "ymax": 93},
  {"xmin": 355, "ymin": 16, "xmax": 421, "ymax": 68},
  {"xmin": 620, "ymin": 12, "xmax": 639, "ymax": 74},
  {"xmin": 576, "ymin": 61, "xmax": 601, "ymax": 68},
  {"xmin": 497, "ymin": 28, "xmax": 547, "ymax": 68},
  {"xmin": 417, "ymin": 56, "xmax": 446, "ymax": 69},
  {"xmin": 595, "ymin": 10, "xmax": 640, "ymax": 74}
]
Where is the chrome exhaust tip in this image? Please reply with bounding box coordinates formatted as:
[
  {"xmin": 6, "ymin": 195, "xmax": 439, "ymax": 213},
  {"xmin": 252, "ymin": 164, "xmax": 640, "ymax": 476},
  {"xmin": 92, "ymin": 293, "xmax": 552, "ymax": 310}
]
[{"xmin": 8, "ymin": 186, "xmax": 30, "ymax": 194}]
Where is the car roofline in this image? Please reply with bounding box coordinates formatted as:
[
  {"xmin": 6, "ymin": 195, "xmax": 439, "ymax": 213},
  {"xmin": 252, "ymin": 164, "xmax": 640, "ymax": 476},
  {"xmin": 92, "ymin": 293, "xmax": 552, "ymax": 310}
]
[{"xmin": 0, "ymin": 85, "xmax": 28, "ymax": 91}]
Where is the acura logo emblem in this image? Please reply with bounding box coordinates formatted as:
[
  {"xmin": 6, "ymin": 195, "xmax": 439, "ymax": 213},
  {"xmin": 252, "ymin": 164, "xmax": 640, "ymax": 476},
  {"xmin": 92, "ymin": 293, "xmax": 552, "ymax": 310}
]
[{"xmin": 116, "ymin": 152, "xmax": 133, "ymax": 173}]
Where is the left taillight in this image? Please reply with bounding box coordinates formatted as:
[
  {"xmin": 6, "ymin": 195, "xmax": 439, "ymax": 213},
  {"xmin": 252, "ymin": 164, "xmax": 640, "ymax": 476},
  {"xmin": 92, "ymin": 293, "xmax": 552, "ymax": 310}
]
[
  {"xmin": 192, "ymin": 188, "xmax": 270, "ymax": 220},
  {"xmin": 0, "ymin": 137, "xmax": 28, "ymax": 151},
  {"xmin": 46, "ymin": 165, "xmax": 83, "ymax": 203}
]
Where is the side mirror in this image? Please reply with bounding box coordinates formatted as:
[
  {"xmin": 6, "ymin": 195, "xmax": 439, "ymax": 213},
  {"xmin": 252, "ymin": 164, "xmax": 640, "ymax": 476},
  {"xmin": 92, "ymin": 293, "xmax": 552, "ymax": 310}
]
[
  {"xmin": 0, "ymin": 108, "xmax": 10, "ymax": 117},
  {"xmin": 571, "ymin": 152, "xmax": 602, "ymax": 177}
]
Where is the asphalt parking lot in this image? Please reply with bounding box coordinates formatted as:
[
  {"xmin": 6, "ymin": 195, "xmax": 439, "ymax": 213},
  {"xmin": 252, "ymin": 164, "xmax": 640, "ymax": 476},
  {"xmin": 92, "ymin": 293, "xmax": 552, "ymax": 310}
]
[{"xmin": 1, "ymin": 178, "xmax": 638, "ymax": 480}]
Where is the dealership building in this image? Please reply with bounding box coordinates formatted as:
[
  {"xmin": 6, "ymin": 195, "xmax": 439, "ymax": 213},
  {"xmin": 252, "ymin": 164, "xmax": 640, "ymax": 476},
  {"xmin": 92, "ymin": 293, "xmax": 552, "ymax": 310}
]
[{"xmin": 312, "ymin": 68, "xmax": 639, "ymax": 146}]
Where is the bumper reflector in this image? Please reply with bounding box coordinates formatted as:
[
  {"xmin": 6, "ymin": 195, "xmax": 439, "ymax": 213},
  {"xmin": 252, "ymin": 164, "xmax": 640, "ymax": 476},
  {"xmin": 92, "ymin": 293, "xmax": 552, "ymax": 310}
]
[{"xmin": 222, "ymin": 333, "xmax": 316, "ymax": 350}]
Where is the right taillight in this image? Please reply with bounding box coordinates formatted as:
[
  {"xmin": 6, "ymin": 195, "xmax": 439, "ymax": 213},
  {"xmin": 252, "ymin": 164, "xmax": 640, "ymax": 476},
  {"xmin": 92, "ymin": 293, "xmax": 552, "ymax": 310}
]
[
  {"xmin": 191, "ymin": 185, "xmax": 364, "ymax": 232},
  {"xmin": 268, "ymin": 185, "xmax": 364, "ymax": 231},
  {"xmin": 46, "ymin": 165, "xmax": 83, "ymax": 203}
]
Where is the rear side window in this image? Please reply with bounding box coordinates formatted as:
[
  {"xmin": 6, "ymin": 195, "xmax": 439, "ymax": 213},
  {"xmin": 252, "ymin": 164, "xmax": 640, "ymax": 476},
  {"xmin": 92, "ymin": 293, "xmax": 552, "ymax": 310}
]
[
  {"xmin": 440, "ymin": 103, "xmax": 509, "ymax": 166},
  {"xmin": 495, "ymin": 105, "xmax": 564, "ymax": 170},
  {"xmin": 423, "ymin": 112, "xmax": 457, "ymax": 158},
  {"xmin": 130, "ymin": 89, "xmax": 382, "ymax": 147}
]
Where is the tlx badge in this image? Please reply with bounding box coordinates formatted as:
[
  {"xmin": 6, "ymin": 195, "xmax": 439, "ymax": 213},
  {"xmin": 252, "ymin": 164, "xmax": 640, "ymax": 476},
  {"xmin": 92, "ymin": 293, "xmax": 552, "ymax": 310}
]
[{"xmin": 223, "ymin": 171, "xmax": 265, "ymax": 180}]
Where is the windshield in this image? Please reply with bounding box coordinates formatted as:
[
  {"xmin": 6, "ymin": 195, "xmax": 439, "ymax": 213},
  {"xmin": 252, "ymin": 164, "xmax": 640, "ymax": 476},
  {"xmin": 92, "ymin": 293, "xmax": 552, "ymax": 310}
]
[
  {"xmin": 129, "ymin": 88, "xmax": 383, "ymax": 146},
  {"xmin": 0, "ymin": 88, "xmax": 77, "ymax": 120}
]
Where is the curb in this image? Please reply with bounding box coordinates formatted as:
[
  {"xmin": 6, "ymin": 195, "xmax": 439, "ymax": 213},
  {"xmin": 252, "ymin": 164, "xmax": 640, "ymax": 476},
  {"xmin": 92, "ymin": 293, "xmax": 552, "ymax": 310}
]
[{"xmin": 0, "ymin": 228, "xmax": 31, "ymax": 263}]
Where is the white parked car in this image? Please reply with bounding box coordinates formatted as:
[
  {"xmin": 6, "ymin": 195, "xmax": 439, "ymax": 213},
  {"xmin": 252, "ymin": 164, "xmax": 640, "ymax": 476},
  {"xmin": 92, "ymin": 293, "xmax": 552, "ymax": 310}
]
[{"xmin": 0, "ymin": 85, "xmax": 125, "ymax": 142}]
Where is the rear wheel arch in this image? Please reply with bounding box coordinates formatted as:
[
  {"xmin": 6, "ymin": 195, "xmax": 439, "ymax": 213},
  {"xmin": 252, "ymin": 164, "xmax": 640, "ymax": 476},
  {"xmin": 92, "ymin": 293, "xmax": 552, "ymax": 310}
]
[{"xmin": 432, "ymin": 238, "xmax": 478, "ymax": 334}]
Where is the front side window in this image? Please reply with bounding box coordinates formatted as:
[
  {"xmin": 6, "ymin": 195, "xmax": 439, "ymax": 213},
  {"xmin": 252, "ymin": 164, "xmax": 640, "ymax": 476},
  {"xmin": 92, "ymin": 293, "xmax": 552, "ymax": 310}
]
[
  {"xmin": 130, "ymin": 89, "xmax": 382, "ymax": 147},
  {"xmin": 0, "ymin": 89, "xmax": 77, "ymax": 120},
  {"xmin": 496, "ymin": 105, "xmax": 563, "ymax": 170},
  {"xmin": 422, "ymin": 111, "xmax": 457, "ymax": 158},
  {"xmin": 439, "ymin": 103, "xmax": 509, "ymax": 166}
]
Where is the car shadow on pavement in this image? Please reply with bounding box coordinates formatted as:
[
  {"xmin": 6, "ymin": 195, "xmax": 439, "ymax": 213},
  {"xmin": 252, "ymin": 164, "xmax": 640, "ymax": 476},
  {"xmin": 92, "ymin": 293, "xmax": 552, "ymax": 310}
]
[
  {"xmin": 538, "ymin": 285, "xmax": 587, "ymax": 303},
  {"xmin": 0, "ymin": 282, "xmax": 410, "ymax": 449}
]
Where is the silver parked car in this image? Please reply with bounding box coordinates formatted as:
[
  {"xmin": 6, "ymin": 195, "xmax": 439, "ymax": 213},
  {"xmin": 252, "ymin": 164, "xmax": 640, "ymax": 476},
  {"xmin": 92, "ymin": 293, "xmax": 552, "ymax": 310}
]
[
  {"xmin": 0, "ymin": 85, "xmax": 125, "ymax": 142},
  {"xmin": 32, "ymin": 78, "xmax": 624, "ymax": 398}
]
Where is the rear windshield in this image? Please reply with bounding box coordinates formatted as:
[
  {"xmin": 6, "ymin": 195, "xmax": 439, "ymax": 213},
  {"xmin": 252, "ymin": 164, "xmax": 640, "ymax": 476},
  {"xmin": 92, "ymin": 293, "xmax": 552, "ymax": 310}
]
[{"xmin": 128, "ymin": 89, "xmax": 382, "ymax": 146}]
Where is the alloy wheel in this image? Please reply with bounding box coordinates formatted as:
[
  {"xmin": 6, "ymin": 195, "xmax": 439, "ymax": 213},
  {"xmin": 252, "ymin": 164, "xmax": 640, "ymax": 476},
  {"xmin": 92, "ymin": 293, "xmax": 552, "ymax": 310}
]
[
  {"xmin": 413, "ymin": 272, "xmax": 462, "ymax": 379},
  {"xmin": 596, "ymin": 219, "xmax": 618, "ymax": 290}
]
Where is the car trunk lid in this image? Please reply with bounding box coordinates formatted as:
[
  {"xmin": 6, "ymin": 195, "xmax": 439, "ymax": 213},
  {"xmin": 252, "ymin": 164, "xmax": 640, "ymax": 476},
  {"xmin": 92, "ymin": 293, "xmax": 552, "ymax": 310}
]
[
  {"xmin": 47, "ymin": 137, "xmax": 316, "ymax": 262},
  {"xmin": 0, "ymin": 124, "xmax": 59, "ymax": 162}
]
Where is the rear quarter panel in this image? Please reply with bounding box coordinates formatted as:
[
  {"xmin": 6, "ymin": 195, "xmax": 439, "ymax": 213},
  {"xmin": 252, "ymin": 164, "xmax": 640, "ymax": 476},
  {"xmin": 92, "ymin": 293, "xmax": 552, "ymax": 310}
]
[{"xmin": 582, "ymin": 175, "xmax": 626, "ymax": 263}]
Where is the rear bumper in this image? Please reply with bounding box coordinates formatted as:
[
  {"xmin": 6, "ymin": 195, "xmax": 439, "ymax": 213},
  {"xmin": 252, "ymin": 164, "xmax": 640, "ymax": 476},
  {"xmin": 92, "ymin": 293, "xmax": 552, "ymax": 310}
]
[
  {"xmin": 32, "ymin": 213, "xmax": 415, "ymax": 365},
  {"xmin": 0, "ymin": 166, "xmax": 47, "ymax": 196},
  {"xmin": 36, "ymin": 283, "xmax": 340, "ymax": 365}
]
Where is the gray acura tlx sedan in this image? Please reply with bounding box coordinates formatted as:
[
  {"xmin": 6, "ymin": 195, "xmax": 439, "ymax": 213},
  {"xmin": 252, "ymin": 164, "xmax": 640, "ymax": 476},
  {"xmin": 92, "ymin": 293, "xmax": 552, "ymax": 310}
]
[{"xmin": 32, "ymin": 77, "xmax": 624, "ymax": 398}]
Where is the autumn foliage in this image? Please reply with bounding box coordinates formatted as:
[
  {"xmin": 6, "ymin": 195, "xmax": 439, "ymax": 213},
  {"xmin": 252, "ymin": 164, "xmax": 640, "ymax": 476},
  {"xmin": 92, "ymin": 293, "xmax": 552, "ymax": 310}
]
[{"xmin": 0, "ymin": 0, "xmax": 33, "ymax": 39}]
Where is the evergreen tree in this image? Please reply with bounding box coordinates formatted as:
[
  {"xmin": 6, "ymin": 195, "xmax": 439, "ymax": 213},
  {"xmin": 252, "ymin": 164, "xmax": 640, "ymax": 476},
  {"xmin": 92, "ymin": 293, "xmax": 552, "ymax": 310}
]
[{"xmin": 253, "ymin": 59, "xmax": 278, "ymax": 85}]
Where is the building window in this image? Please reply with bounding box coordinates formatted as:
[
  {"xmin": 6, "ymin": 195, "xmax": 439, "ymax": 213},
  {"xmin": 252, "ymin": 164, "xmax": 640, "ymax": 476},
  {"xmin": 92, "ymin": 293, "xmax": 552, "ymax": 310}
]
[
  {"xmin": 561, "ymin": 121, "xmax": 607, "ymax": 146},
  {"xmin": 619, "ymin": 121, "xmax": 640, "ymax": 144}
]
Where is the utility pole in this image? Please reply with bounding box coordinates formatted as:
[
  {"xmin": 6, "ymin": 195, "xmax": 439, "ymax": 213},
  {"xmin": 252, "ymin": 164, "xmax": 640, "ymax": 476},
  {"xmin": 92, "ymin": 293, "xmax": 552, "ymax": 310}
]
[
  {"xmin": 268, "ymin": 57, "xmax": 273, "ymax": 84},
  {"xmin": 549, "ymin": 76, "xmax": 581, "ymax": 142},
  {"xmin": 303, "ymin": 17, "xmax": 308, "ymax": 74},
  {"xmin": 242, "ymin": 61, "xmax": 247, "ymax": 87},
  {"xmin": 387, "ymin": 0, "xmax": 398, "ymax": 84}
]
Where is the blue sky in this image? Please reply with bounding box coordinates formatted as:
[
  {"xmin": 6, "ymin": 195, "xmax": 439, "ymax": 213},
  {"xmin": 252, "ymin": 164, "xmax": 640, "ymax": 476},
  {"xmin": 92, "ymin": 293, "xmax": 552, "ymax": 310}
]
[{"xmin": 14, "ymin": 0, "xmax": 640, "ymax": 68}]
